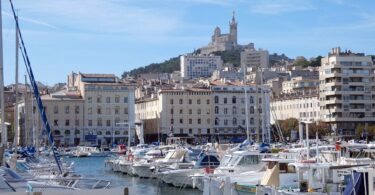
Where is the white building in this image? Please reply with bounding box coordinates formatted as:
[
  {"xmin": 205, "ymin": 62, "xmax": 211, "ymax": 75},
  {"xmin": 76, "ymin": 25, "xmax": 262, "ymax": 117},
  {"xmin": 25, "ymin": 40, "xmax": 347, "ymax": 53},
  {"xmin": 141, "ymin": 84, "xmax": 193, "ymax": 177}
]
[
  {"xmin": 271, "ymin": 94, "xmax": 320, "ymax": 124},
  {"xmin": 180, "ymin": 54, "xmax": 223, "ymax": 79},
  {"xmin": 319, "ymin": 47, "xmax": 375, "ymax": 137}
]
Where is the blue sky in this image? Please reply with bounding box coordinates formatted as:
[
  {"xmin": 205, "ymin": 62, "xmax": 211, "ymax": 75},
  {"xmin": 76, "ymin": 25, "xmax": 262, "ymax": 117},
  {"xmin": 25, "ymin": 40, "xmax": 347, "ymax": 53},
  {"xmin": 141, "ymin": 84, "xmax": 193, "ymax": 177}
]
[{"xmin": 1, "ymin": 0, "xmax": 375, "ymax": 85}]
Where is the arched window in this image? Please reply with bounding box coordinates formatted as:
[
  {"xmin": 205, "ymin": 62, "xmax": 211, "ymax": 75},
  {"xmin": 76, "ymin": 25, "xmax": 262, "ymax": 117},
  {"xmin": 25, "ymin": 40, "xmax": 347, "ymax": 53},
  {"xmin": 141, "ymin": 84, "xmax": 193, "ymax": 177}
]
[
  {"xmin": 233, "ymin": 118, "xmax": 237, "ymax": 125},
  {"xmin": 215, "ymin": 106, "xmax": 219, "ymax": 114}
]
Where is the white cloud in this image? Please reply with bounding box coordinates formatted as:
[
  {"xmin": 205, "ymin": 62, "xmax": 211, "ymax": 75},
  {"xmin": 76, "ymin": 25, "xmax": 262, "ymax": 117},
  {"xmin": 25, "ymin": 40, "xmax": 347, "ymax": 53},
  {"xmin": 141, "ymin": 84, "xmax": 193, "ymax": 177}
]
[{"xmin": 249, "ymin": 0, "xmax": 315, "ymax": 15}]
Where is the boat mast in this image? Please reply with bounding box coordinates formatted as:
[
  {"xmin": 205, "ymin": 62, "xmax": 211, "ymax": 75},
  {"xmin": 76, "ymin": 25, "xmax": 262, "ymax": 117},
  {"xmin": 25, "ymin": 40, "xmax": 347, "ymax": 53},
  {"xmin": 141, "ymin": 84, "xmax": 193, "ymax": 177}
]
[
  {"xmin": 243, "ymin": 60, "xmax": 250, "ymax": 142},
  {"xmin": 0, "ymin": 0, "xmax": 7, "ymax": 153},
  {"xmin": 14, "ymin": 12, "xmax": 19, "ymax": 147}
]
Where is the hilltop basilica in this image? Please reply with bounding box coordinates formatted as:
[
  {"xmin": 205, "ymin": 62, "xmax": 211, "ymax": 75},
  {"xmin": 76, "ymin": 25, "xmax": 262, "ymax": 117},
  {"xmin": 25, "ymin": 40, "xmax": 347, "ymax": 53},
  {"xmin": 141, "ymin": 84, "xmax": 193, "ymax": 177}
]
[{"xmin": 200, "ymin": 12, "xmax": 241, "ymax": 55}]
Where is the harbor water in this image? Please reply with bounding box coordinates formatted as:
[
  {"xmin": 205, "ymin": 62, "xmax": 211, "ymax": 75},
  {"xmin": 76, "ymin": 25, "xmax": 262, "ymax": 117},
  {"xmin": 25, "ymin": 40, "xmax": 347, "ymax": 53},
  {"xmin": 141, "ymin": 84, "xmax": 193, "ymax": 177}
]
[{"xmin": 64, "ymin": 156, "xmax": 202, "ymax": 195}]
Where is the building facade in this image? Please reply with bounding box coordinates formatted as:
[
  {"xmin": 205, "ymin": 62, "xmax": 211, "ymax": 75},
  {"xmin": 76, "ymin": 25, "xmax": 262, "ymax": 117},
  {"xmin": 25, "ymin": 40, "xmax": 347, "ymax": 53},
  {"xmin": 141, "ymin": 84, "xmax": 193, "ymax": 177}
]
[
  {"xmin": 19, "ymin": 72, "xmax": 136, "ymax": 147},
  {"xmin": 319, "ymin": 47, "xmax": 375, "ymax": 137},
  {"xmin": 241, "ymin": 48, "xmax": 269, "ymax": 71},
  {"xmin": 180, "ymin": 54, "xmax": 223, "ymax": 79},
  {"xmin": 271, "ymin": 94, "xmax": 320, "ymax": 123}
]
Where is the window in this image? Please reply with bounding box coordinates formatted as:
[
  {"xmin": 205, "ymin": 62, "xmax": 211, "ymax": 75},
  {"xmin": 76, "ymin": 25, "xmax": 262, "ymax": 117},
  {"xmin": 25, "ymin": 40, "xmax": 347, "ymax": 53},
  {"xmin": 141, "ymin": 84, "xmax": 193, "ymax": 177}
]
[
  {"xmin": 224, "ymin": 108, "xmax": 228, "ymax": 114},
  {"xmin": 214, "ymin": 96, "xmax": 219, "ymax": 103},
  {"xmin": 115, "ymin": 117, "xmax": 120, "ymax": 125},
  {"xmin": 180, "ymin": 129, "xmax": 183, "ymax": 134},
  {"xmin": 106, "ymin": 120, "xmax": 111, "ymax": 126},
  {"xmin": 54, "ymin": 120, "xmax": 58, "ymax": 126},
  {"xmin": 207, "ymin": 129, "xmax": 210, "ymax": 134},
  {"xmin": 115, "ymin": 95, "xmax": 120, "ymax": 103},
  {"xmin": 189, "ymin": 109, "xmax": 192, "ymax": 114},
  {"xmin": 224, "ymin": 119, "xmax": 228, "ymax": 125},
  {"xmin": 170, "ymin": 108, "xmax": 174, "ymax": 114},
  {"xmin": 215, "ymin": 118, "xmax": 219, "ymax": 125},
  {"xmin": 207, "ymin": 118, "xmax": 211, "ymax": 124},
  {"xmin": 189, "ymin": 119, "xmax": 192, "ymax": 124},
  {"xmin": 97, "ymin": 131, "xmax": 102, "ymax": 135},
  {"xmin": 75, "ymin": 120, "xmax": 79, "ymax": 126},
  {"xmin": 170, "ymin": 119, "xmax": 174, "ymax": 124},
  {"xmin": 215, "ymin": 106, "xmax": 219, "ymax": 114},
  {"xmin": 88, "ymin": 120, "xmax": 92, "ymax": 126},
  {"xmin": 233, "ymin": 118, "xmax": 237, "ymax": 125},
  {"xmin": 124, "ymin": 97, "xmax": 128, "ymax": 103},
  {"xmin": 106, "ymin": 131, "xmax": 111, "ymax": 135},
  {"xmin": 170, "ymin": 99, "xmax": 174, "ymax": 104},
  {"xmin": 65, "ymin": 106, "xmax": 70, "ymax": 114},
  {"xmin": 75, "ymin": 106, "xmax": 79, "ymax": 114},
  {"xmin": 65, "ymin": 120, "xmax": 70, "ymax": 126},
  {"xmin": 115, "ymin": 106, "xmax": 120, "ymax": 114},
  {"xmin": 88, "ymin": 97, "xmax": 92, "ymax": 103},
  {"xmin": 97, "ymin": 118, "xmax": 102, "ymax": 126},
  {"xmin": 232, "ymin": 96, "xmax": 236, "ymax": 104},
  {"xmin": 189, "ymin": 99, "xmax": 192, "ymax": 104},
  {"xmin": 197, "ymin": 99, "xmax": 201, "ymax": 104},
  {"xmin": 54, "ymin": 106, "xmax": 58, "ymax": 114},
  {"xmin": 65, "ymin": 130, "xmax": 70, "ymax": 135},
  {"xmin": 198, "ymin": 109, "xmax": 201, "ymax": 114},
  {"xmin": 106, "ymin": 97, "xmax": 111, "ymax": 103},
  {"xmin": 180, "ymin": 119, "xmax": 183, "ymax": 124},
  {"xmin": 250, "ymin": 96, "xmax": 254, "ymax": 104},
  {"xmin": 224, "ymin": 98, "xmax": 227, "ymax": 104},
  {"xmin": 198, "ymin": 119, "xmax": 201, "ymax": 124},
  {"xmin": 179, "ymin": 109, "xmax": 183, "ymax": 114},
  {"xmin": 179, "ymin": 99, "xmax": 183, "ymax": 104},
  {"xmin": 250, "ymin": 106, "xmax": 254, "ymax": 114},
  {"xmin": 97, "ymin": 107, "xmax": 102, "ymax": 114},
  {"xmin": 206, "ymin": 99, "xmax": 210, "ymax": 104},
  {"xmin": 250, "ymin": 118, "xmax": 254, "ymax": 125},
  {"xmin": 189, "ymin": 129, "xmax": 192, "ymax": 134},
  {"xmin": 198, "ymin": 129, "xmax": 201, "ymax": 134},
  {"xmin": 241, "ymin": 98, "xmax": 245, "ymax": 104},
  {"xmin": 97, "ymin": 95, "xmax": 102, "ymax": 103},
  {"xmin": 233, "ymin": 106, "xmax": 237, "ymax": 114},
  {"xmin": 241, "ymin": 108, "xmax": 245, "ymax": 115},
  {"xmin": 124, "ymin": 107, "xmax": 128, "ymax": 114}
]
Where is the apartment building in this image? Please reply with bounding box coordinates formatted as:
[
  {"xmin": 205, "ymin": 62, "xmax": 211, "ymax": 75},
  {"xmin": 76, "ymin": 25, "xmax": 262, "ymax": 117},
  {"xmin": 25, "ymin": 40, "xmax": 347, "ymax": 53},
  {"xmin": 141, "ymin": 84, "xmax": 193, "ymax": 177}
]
[
  {"xmin": 282, "ymin": 76, "xmax": 319, "ymax": 94},
  {"xmin": 319, "ymin": 47, "xmax": 375, "ymax": 137},
  {"xmin": 241, "ymin": 48, "xmax": 269, "ymax": 71},
  {"xmin": 180, "ymin": 54, "xmax": 223, "ymax": 79}
]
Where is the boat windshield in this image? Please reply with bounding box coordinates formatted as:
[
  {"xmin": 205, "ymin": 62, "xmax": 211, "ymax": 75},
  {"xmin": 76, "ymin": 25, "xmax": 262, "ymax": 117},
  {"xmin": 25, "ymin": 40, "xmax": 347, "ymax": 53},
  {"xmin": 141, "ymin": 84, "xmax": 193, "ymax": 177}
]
[
  {"xmin": 220, "ymin": 155, "xmax": 232, "ymax": 167},
  {"xmin": 237, "ymin": 155, "xmax": 260, "ymax": 166},
  {"xmin": 227, "ymin": 155, "xmax": 241, "ymax": 167}
]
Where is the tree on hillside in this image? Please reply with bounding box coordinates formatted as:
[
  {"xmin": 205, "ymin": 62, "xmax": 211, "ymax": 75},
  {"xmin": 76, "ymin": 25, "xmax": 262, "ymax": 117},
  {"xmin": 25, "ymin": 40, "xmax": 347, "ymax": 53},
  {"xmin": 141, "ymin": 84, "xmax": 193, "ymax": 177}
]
[{"xmin": 294, "ymin": 57, "xmax": 310, "ymax": 67}]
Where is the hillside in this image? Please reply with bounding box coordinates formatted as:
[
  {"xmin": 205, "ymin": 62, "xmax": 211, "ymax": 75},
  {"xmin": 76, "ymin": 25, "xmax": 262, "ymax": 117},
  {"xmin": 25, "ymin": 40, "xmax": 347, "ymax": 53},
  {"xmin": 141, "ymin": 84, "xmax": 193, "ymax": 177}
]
[{"xmin": 122, "ymin": 50, "xmax": 243, "ymax": 78}]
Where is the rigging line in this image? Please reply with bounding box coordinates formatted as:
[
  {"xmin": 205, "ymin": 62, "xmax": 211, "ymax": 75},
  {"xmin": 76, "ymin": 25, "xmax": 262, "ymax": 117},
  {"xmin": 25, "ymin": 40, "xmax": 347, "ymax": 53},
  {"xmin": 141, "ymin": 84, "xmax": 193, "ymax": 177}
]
[{"xmin": 9, "ymin": 0, "xmax": 62, "ymax": 174}]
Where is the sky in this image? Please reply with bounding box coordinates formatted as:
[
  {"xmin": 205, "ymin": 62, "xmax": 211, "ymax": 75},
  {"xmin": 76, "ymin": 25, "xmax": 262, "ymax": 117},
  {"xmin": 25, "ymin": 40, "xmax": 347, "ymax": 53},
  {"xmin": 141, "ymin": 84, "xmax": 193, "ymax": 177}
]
[{"xmin": 1, "ymin": 0, "xmax": 375, "ymax": 85}]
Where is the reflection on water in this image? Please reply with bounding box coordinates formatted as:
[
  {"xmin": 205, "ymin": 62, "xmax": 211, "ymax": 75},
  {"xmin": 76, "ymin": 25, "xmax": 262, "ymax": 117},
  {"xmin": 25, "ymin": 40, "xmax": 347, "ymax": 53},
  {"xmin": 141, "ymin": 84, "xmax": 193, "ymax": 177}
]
[{"xmin": 64, "ymin": 157, "xmax": 202, "ymax": 195}]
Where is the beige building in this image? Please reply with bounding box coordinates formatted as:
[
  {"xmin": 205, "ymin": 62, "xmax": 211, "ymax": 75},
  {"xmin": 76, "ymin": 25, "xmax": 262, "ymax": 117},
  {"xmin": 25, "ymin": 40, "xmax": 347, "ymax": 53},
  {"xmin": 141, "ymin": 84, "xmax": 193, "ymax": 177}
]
[
  {"xmin": 19, "ymin": 72, "xmax": 136, "ymax": 147},
  {"xmin": 136, "ymin": 88, "xmax": 213, "ymax": 143},
  {"xmin": 135, "ymin": 80, "xmax": 271, "ymax": 143},
  {"xmin": 319, "ymin": 47, "xmax": 375, "ymax": 137},
  {"xmin": 241, "ymin": 48, "xmax": 269, "ymax": 71}
]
